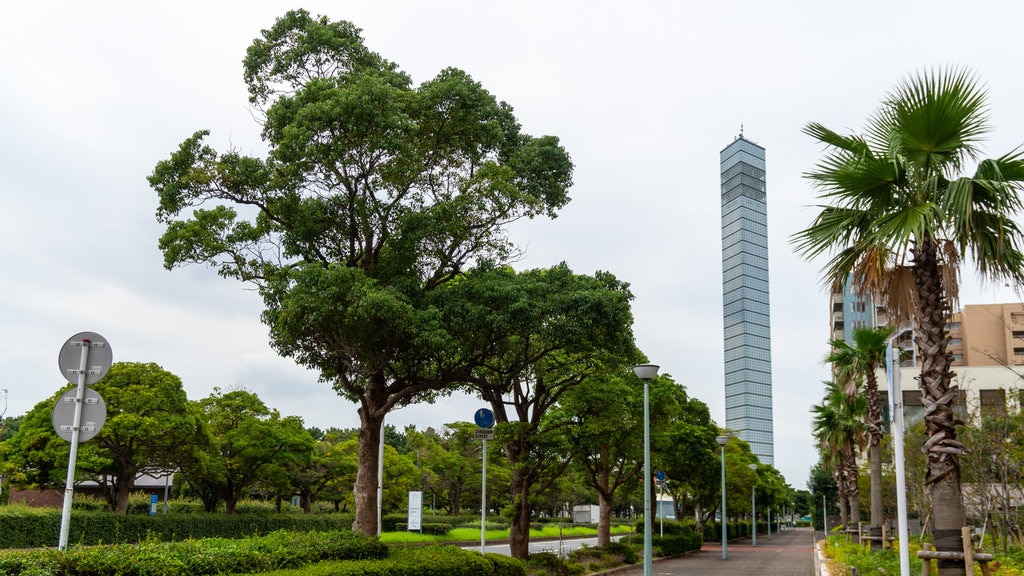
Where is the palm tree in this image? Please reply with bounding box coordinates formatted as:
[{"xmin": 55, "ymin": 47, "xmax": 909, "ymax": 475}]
[
  {"xmin": 827, "ymin": 325, "xmax": 895, "ymax": 547},
  {"xmin": 812, "ymin": 379, "xmax": 868, "ymax": 531},
  {"xmin": 794, "ymin": 67, "xmax": 1024, "ymax": 573}
]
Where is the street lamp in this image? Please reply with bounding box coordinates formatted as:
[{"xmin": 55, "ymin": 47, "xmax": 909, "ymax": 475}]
[
  {"xmin": 633, "ymin": 363, "xmax": 659, "ymax": 576},
  {"xmin": 749, "ymin": 463, "xmax": 757, "ymax": 547},
  {"xmin": 716, "ymin": 434, "xmax": 730, "ymax": 559}
]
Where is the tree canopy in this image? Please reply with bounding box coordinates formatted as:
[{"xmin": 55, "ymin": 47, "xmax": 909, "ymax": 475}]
[{"xmin": 148, "ymin": 9, "xmax": 574, "ymax": 535}]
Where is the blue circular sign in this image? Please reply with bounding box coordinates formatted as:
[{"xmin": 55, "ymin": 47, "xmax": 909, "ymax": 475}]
[
  {"xmin": 655, "ymin": 470, "xmax": 667, "ymax": 482},
  {"xmin": 474, "ymin": 408, "xmax": 495, "ymax": 428}
]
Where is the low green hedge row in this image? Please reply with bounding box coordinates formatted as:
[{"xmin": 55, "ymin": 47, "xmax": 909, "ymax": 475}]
[
  {"xmin": 394, "ymin": 522, "xmax": 452, "ymax": 535},
  {"xmin": 700, "ymin": 519, "xmax": 764, "ymax": 542},
  {"xmin": 0, "ymin": 507, "xmax": 354, "ymax": 548},
  {"xmin": 652, "ymin": 531, "xmax": 703, "ymax": 555},
  {"xmin": 251, "ymin": 546, "xmax": 524, "ymax": 576},
  {"xmin": 380, "ymin": 513, "xmax": 477, "ymax": 531},
  {"xmin": 0, "ymin": 529, "xmax": 387, "ymax": 576}
]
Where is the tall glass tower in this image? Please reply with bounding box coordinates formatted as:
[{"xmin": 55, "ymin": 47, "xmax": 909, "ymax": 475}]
[{"xmin": 720, "ymin": 132, "xmax": 774, "ymax": 465}]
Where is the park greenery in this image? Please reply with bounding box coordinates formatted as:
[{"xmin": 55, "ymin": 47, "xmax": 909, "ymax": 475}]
[
  {"xmin": 798, "ymin": 66, "xmax": 1024, "ymax": 574},
  {"xmin": 10, "ymin": 8, "xmax": 1024, "ymax": 576}
]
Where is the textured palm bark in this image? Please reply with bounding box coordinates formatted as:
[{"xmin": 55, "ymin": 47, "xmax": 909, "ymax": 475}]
[
  {"xmin": 844, "ymin": 447, "xmax": 860, "ymax": 529},
  {"xmin": 865, "ymin": 367, "xmax": 884, "ymax": 549},
  {"xmin": 913, "ymin": 236, "xmax": 966, "ymax": 576}
]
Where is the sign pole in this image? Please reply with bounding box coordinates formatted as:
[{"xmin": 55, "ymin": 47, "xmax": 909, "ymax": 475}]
[
  {"xmin": 481, "ymin": 437, "xmax": 487, "ymax": 555},
  {"xmin": 58, "ymin": 338, "xmax": 91, "ymax": 551},
  {"xmin": 473, "ymin": 408, "xmax": 495, "ymax": 556}
]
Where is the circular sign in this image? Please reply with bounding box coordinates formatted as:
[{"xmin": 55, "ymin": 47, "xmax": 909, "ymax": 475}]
[
  {"xmin": 57, "ymin": 332, "xmax": 113, "ymax": 386},
  {"xmin": 655, "ymin": 470, "xmax": 667, "ymax": 482},
  {"xmin": 474, "ymin": 408, "xmax": 495, "ymax": 428},
  {"xmin": 51, "ymin": 387, "xmax": 107, "ymax": 442}
]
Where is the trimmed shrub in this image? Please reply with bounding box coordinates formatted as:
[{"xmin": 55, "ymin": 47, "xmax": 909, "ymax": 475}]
[
  {"xmin": 394, "ymin": 522, "xmax": 451, "ymax": 535},
  {"xmin": 0, "ymin": 529, "xmax": 386, "ymax": 576},
  {"xmin": 0, "ymin": 508, "xmax": 355, "ymax": 549},
  {"xmin": 652, "ymin": 531, "xmax": 702, "ymax": 556}
]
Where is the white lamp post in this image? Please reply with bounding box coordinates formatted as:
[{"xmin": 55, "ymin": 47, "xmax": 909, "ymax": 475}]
[
  {"xmin": 749, "ymin": 463, "xmax": 757, "ymax": 547},
  {"xmin": 633, "ymin": 363, "xmax": 659, "ymax": 576},
  {"xmin": 716, "ymin": 434, "xmax": 730, "ymax": 559}
]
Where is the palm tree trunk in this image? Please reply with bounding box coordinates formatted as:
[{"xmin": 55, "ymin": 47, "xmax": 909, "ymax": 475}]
[
  {"xmin": 913, "ymin": 236, "xmax": 966, "ymax": 576},
  {"xmin": 865, "ymin": 369, "xmax": 884, "ymax": 549},
  {"xmin": 845, "ymin": 448, "xmax": 860, "ymax": 533}
]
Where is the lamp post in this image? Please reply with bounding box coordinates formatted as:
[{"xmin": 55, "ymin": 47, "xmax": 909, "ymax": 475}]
[
  {"xmin": 749, "ymin": 463, "xmax": 757, "ymax": 547},
  {"xmin": 716, "ymin": 434, "xmax": 730, "ymax": 559},
  {"xmin": 633, "ymin": 363, "xmax": 659, "ymax": 576}
]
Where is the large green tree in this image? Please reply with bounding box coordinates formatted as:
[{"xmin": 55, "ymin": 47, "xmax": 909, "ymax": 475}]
[
  {"xmin": 0, "ymin": 363, "xmax": 202, "ymax": 513},
  {"xmin": 557, "ymin": 370, "xmax": 644, "ymax": 546},
  {"xmin": 148, "ymin": 10, "xmax": 572, "ymax": 535},
  {"xmin": 826, "ymin": 325, "xmax": 893, "ymax": 544},
  {"xmin": 449, "ymin": 264, "xmax": 635, "ymax": 559},
  {"xmin": 180, "ymin": 388, "xmax": 314, "ymax": 514},
  {"xmin": 793, "ymin": 67, "xmax": 1024, "ymax": 573}
]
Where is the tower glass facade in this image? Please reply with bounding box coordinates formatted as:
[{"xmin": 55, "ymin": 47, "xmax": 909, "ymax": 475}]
[{"xmin": 720, "ymin": 135, "xmax": 774, "ymax": 465}]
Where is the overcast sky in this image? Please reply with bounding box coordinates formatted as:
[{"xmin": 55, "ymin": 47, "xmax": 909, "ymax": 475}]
[{"xmin": 2, "ymin": 1, "xmax": 1023, "ymax": 491}]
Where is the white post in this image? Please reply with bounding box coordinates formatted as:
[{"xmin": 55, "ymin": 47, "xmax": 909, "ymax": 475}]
[
  {"xmin": 377, "ymin": 419, "xmax": 384, "ymax": 536},
  {"xmin": 480, "ymin": 438, "xmax": 487, "ymax": 555},
  {"xmin": 887, "ymin": 342, "xmax": 910, "ymax": 576},
  {"xmin": 658, "ymin": 481, "xmax": 664, "ymax": 537},
  {"xmin": 59, "ymin": 338, "xmax": 91, "ymax": 550},
  {"xmin": 823, "ymin": 494, "xmax": 827, "ymax": 536}
]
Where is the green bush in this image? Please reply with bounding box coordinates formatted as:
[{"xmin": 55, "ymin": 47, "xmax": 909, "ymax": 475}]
[
  {"xmin": 0, "ymin": 530, "xmax": 387, "ymax": 576},
  {"xmin": 527, "ymin": 551, "xmax": 572, "ymax": 576},
  {"xmin": 394, "ymin": 522, "xmax": 451, "ymax": 535},
  {"xmin": 0, "ymin": 507, "xmax": 355, "ymax": 548},
  {"xmin": 251, "ymin": 546, "xmax": 525, "ymax": 576},
  {"xmin": 652, "ymin": 531, "xmax": 702, "ymax": 556},
  {"xmin": 600, "ymin": 541, "xmax": 639, "ymax": 564}
]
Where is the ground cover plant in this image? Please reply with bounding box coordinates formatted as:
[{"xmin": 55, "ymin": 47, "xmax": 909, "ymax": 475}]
[{"xmin": 0, "ymin": 530, "xmax": 386, "ymax": 576}]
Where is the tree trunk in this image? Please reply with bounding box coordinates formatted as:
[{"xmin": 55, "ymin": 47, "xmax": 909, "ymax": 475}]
[
  {"xmin": 113, "ymin": 472, "xmax": 136, "ymax": 514},
  {"xmin": 913, "ymin": 236, "xmax": 966, "ymax": 576},
  {"xmin": 598, "ymin": 486, "xmax": 613, "ymax": 546},
  {"xmin": 352, "ymin": 401, "xmax": 384, "ymax": 536},
  {"xmin": 866, "ymin": 367, "xmax": 884, "ymax": 549},
  {"xmin": 508, "ymin": 466, "xmax": 531, "ymax": 560}
]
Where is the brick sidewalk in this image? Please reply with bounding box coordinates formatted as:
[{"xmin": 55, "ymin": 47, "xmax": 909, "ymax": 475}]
[{"xmin": 614, "ymin": 526, "xmax": 818, "ymax": 576}]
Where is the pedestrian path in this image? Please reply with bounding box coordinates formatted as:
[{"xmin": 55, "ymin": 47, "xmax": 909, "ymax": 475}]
[{"xmin": 613, "ymin": 526, "xmax": 818, "ymax": 576}]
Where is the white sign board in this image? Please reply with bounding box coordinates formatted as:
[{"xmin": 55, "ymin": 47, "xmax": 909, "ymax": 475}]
[
  {"xmin": 408, "ymin": 491, "xmax": 423, "ymax": 531},
  {"xmin": 474, "ymin": 428, "xmax": 494, "ymax": 440}
]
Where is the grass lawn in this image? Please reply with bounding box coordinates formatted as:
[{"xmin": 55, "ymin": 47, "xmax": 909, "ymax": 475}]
[{"xmin": 379, "ymin": 524, "xmax": 635, "ymax": 544}]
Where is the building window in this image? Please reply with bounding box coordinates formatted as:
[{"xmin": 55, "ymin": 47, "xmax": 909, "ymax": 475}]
[{"xmin": 980, "ymin": 389, "xmax": 1007, "ymax": 418}]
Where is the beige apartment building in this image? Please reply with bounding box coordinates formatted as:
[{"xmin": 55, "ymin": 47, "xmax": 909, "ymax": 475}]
[{"xmin": 883, "ymin": 303, "xmax": 1024, "ymax": 425}]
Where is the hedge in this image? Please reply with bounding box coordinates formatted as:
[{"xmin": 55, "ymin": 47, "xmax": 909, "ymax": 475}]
[
  {"xmin": 236, "ymin": 546, "xmax": 524, "ymax": 576},
  {"xmin": 0, "ymin": 529, "xmax": 387, "ymax": 576},
  {"xmin": 0, "ymin": 507, "xmax": 355, "ymax": 549}
]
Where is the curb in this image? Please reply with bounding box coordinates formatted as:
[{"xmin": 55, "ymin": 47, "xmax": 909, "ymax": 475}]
[{"xmin": 814, "ymin": 538, "xmax": 830, "ymax": 576}]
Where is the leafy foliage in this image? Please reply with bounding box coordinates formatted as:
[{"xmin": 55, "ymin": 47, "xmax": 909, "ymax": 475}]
[{"xmin": 148, "ymin": 9, "xmax": 574, "ymax": 536}]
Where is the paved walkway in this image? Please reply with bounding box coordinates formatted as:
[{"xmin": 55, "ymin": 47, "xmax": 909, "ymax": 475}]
[{"xmin": 614, "ymin": 526, "xmax": 818, "ymax": 576}]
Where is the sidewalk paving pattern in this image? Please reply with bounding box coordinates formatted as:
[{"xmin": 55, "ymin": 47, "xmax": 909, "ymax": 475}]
[{"xmin": 613, "ymin": 526, "xmax": 817, "ymax": 576}]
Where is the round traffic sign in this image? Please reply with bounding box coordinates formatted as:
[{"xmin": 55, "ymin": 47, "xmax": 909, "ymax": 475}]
[
  {"xmin": 655, "ymin": 470, "xmax": 667, "ymax": 482},
  {"xmin": 57, "ymin": 332, "xmax": 113, "ymax": 386},
  {"xmin": 474, "ymin": 408, "xmax": 495, "ymax": 428},
  {"xmin": 51, "ymin": 387, "xmax": 107, "ymax": 442}
]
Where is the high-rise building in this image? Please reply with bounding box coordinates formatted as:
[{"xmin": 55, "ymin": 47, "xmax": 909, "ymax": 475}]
[{"xmin": 720, "ymin": 132, "xmax": 774, "ymax": 465}]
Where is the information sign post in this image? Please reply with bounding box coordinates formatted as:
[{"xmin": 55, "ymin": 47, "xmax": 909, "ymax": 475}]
[
  {"xmin": 474, "ymin": 408, "xmax": 495, "ymax": 554},
  {"xmin": 55, "ymin": 332, "xmax": 112, "ymax": 551}
]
